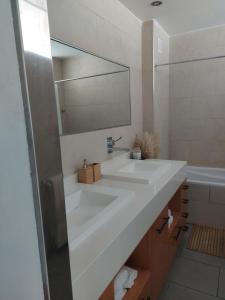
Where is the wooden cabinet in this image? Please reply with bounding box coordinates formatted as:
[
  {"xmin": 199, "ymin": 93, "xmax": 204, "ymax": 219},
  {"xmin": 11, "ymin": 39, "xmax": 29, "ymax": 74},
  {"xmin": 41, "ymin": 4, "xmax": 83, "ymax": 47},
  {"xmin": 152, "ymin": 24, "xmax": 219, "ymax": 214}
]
[
  {"xmin": 123, "ymin": 270, "xmax": 151, "ymax": 300},
  {"xmin": 99, "ymin": 270, "xmax": 151, "ymax": 300},
  {"xmin": 99, "ymin": 182, "xmax": 189, "ymax": 300}
]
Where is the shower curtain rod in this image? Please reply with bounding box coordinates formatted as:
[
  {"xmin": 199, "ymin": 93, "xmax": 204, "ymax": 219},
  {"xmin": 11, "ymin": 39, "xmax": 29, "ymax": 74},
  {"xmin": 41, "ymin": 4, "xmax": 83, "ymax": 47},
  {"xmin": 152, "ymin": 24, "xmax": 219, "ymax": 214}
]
[{"xmin": 155, "ymin": 54, "xmax": 225, "ymax": 67}]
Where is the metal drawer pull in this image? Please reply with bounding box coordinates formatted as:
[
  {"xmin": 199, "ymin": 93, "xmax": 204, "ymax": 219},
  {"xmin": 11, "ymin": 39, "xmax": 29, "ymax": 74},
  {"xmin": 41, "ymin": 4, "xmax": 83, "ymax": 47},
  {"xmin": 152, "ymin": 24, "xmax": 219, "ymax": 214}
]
[
  {"xmin": 174, "ymin": 226, "xmax": 182, "ymax": 240},
  {"xmin": 156, "ymin": 217, "xmax": 169, "ymax": 234},
  {"xmin": 183, "ymin": 184, "xmax": 189, "ymax": 190},
  {"xmin": 183, "ymin": 225, "xmax": 189, "ymax": 232},
  {"xmin": 183, "ymin": 199, "xmax": 189, "ymax": 204},
  {"xmin": 182, "ymin": 212, "xmax": 189, "ymax": 218},
  {"xmin": 173, "ymin": 225, "xmax": 189, "ymax": 240}
]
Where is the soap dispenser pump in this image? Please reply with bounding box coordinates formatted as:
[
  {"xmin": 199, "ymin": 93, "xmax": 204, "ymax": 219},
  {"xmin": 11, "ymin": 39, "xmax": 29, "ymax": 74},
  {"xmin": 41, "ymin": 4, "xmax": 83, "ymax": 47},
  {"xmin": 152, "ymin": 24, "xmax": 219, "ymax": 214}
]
[
  {"xmin": 83, "ymin": 159, "xmax": 88, "ymax": 168},
  {"xmin": 78, "ymin": 159, "xmax": 94, "ymax": 184}
]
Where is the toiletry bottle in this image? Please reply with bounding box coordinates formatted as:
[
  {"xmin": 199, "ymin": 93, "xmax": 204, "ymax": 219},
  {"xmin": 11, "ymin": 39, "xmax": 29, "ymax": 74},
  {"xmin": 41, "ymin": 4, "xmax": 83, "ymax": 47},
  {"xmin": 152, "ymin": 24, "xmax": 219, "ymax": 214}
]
[{"xmin": 132, "ymin": 146, "xmax": 142, "ymax": 160}]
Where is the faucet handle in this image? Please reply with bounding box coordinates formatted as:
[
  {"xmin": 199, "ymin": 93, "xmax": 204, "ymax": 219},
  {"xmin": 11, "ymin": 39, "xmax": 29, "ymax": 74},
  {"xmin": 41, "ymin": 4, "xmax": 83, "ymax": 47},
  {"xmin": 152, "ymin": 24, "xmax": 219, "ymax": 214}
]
[
  {"xmin": 113, "ymin": 137, "xmax": 122, "ymax": 144},
  {"xmin": 107, "ymin": 136, "xmax": 122, "ymax": 153}
]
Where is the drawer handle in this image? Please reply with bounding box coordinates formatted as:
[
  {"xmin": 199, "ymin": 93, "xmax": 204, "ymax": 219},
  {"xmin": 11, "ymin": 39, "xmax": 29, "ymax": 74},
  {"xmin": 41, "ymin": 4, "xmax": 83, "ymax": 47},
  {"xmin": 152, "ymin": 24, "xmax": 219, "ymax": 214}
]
[
  {"xmin": 183, "ymin": 199, "xmax": 189, "ymax": 204},
  {"xmin": 174, "ymin": 226, "xmax": 182, "ymax": 240},
  {"xmin": 173, "ymin": 225, "xmax": 189, "ymax": 240},
  {"xmin": 183, "ymin": 184, "xmax": 189, "ymax": 190},
  {"xmin": 156, "ymin": 217, "xmax": 169, "ymax": 234},
  {"xmin": 183, "ymin": 225, "xmax": 189, "ymax": 232},
  {"xmin": 182, "ymin": 212, "xmax": 189, "ymax": 218}
]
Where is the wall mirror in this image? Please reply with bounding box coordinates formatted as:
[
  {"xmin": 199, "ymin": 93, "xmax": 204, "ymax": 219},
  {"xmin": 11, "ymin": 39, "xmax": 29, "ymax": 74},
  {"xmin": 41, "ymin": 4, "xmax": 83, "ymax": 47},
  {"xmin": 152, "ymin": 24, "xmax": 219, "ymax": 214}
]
[{"xmin": 51, "ymin": 39, "xmax": 131, "ymax": 135}]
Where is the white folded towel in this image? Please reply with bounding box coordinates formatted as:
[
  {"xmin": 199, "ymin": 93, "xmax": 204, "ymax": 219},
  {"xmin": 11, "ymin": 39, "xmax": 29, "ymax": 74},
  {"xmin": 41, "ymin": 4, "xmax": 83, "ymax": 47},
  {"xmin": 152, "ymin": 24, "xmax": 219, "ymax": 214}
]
[
  {"xmin": 115, "ymin": 288, "xmax": 127, "ymax": 300},
  {"xmin": 123, "ymin": 277, "xmax": 135, "ymax": 289},
  {"xmin": 114, "ymin": 266, "xmax": 138, "ymax": 300},
  {"xmin": 168, "ymin": 215, "xmax": 174, "ymax": 227},
  {"xmin": 123, "ymin": 266, "xmax": 138, "ymax": 282},
  {"xmin": 114, "ymin": 269, "xmax": 129, "ymax": 295},
  {"xmin": 168, "ymin": 209, "xmax": 174, "ymax": 228}
]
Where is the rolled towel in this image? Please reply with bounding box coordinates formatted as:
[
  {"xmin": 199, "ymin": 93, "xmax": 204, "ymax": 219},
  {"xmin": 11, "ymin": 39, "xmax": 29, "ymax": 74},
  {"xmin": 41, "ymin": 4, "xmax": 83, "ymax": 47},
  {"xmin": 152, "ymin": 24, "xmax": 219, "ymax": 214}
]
[
  {"xmin": 168, "ymin": 215, "xmax": 174, "ymax": 226},
  {"xmin": 123, "ymin": 266, "xmax": 138, "ymax": 282},
  {"xmin": 115, "ymin": 288, "xmax": 127, "ymax": 300},
  {"xmin": 114, "ymin": 269, "xmax": 129, "ymax": 295},
  {"xmin": 123, "ymin": 277, "xmax": 135, "ymax": 289}
]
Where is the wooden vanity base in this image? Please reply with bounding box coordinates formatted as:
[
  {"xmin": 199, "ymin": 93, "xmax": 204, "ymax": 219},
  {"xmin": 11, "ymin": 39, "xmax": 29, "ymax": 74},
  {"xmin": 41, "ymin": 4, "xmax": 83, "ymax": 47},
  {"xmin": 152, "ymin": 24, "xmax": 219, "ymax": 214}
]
[{"xmin": 99, "ymin": 181, "xmax": 188, "ymax": 300}]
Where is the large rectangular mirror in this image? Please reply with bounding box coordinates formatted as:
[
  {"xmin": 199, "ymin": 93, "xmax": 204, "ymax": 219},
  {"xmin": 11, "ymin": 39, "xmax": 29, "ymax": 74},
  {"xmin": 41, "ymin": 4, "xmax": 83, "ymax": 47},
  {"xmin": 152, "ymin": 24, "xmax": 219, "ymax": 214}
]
[{"xmin": 51, "ymin": 39, "xmax": 131, "ymax": 135}]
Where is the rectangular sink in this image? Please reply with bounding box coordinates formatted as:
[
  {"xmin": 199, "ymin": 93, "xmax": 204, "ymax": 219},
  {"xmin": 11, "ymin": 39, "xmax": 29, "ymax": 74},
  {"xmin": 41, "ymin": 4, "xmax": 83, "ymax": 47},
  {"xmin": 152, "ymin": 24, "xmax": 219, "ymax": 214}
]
[
  {"xmin": 102, "ymin": 159, "xmax": 171, "ymax": 184},
  {"xmin": 66, "ymin": 185, "xmax": 134, "ymax": 247}
]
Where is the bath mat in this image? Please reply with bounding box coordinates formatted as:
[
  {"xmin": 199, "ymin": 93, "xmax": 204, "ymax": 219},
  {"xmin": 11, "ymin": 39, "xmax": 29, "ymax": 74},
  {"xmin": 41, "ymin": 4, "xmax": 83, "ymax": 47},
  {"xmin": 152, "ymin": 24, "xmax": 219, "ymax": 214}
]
[{"xmin": 187, "ymin": 224, "xmax": 225, "ymax": 258}]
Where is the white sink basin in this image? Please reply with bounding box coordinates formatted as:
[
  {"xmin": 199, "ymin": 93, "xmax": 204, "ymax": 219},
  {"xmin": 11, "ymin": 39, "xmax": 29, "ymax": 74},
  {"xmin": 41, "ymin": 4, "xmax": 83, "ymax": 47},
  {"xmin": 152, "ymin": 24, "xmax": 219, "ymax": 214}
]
[
  {"xmin": 66, "ymin": 185, "xmax": 134, "ymax": 247},
  {"xmin": 103, "ymin": 159, "xmax": 171, "ymax": 184}
]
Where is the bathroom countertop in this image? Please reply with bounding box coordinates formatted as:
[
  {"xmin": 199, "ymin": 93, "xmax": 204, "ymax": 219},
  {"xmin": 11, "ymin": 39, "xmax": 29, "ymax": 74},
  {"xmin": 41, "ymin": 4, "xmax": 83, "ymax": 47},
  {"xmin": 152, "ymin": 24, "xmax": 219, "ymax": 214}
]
[{"xmin": 64, "ymin": 155, "xmax": 186, "ymax": 300}]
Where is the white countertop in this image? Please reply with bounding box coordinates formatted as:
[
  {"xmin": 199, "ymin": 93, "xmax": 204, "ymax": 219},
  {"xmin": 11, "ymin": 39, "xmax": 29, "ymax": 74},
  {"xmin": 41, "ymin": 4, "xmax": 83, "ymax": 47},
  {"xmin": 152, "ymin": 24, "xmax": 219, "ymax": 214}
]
[{"xmin": 64, "ymin": 154, "xmax": 186, "ymax": 300}]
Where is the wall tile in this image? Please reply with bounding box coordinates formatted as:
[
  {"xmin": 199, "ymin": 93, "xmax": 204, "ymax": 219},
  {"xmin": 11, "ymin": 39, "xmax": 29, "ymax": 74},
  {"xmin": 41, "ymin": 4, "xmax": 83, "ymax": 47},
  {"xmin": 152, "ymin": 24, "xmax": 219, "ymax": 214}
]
[
  {"xmin": 48, "ymin": 0, "xmax": 97, "ymax": 52},
  {"xmin": 170, "ymin": 25, "xmax": 225, "ymax": 167},
  {"xmin": 153, "ymin": 21, "xmax": 170, "ymax": 158}
]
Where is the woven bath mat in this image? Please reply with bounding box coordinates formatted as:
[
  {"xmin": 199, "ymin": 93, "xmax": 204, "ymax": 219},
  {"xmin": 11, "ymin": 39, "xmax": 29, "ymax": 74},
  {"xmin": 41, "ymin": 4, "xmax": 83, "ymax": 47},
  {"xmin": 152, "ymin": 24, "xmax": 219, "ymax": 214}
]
[{"xmin": 187, "ymin": 224, "xmax": 225, "ymax": 258}]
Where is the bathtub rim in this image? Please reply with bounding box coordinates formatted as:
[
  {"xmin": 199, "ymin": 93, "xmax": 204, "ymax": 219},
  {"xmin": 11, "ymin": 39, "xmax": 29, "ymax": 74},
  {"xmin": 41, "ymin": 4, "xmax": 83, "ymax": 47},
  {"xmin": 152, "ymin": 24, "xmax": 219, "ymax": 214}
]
[{"xmin": 185, "ymin": 165, "xmax": 225, "ymax": 187}]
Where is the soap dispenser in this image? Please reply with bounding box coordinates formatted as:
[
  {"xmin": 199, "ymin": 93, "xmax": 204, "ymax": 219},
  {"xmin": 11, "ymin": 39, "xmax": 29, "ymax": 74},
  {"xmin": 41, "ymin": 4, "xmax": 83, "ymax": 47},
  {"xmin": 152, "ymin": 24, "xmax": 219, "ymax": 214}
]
[{"xmin": 78, "ymin": 159, "xmax": 94, "ymax": 184}]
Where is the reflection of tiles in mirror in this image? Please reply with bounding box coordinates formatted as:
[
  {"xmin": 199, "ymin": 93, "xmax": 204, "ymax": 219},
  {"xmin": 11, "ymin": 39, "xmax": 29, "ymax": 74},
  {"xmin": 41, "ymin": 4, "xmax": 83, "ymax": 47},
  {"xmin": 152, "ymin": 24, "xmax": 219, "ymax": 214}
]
[
  {"xmin": 187, "ymin": 224, "xmax": 225, "ymax": 258},
  {"xmin": 51, "ymin": 39, "xmax": 131, "ymax": 135}
]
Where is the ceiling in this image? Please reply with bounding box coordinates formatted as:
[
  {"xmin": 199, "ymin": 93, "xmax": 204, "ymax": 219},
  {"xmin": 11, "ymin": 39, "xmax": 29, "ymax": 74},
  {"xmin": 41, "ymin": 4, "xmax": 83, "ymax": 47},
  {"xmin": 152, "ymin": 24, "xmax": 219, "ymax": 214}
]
[{"xmin": 119, "ymin": 0, "xmax": 225, "ymax": 35}]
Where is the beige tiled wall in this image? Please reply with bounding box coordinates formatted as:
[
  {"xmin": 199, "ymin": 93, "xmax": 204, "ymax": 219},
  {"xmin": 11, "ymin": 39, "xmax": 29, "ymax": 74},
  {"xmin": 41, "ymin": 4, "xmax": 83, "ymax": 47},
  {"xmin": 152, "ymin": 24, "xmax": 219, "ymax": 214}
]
[
  {"xmin": 153, "ymin": 21, "xmax": 170, "ymax": 159},
  {"xmin": 47, "ymin": 0, "xmax": 143, "ymax": 176},
  {"xmin": 142, "ymin": 20, "xmax": 154, "ymax": 133},
  {"xmin": 170, "ymin": 25, "xmax": 225, "ymax": 167},
  {"xmin": 142, "ymin": 20, "xmax": 170, "ymax": 159}
]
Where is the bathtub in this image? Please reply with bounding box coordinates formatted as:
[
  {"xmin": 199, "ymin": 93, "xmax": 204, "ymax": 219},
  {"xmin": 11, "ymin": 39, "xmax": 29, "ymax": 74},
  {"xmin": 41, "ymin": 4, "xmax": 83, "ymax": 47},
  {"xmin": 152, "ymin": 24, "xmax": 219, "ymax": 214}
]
[
  {"xmin": 186, "ymin": 165, "xmax": 225, "ymax": 186},
  {"xmin": 185, "ymin": 166, "xmax": 225, "ymax": 228}
]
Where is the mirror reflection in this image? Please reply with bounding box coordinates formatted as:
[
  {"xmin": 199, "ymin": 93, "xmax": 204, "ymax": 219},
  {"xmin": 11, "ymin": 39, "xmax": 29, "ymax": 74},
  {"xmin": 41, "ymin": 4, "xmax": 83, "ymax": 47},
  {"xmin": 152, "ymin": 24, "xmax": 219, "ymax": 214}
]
[{"xmin": 51, "ymin": 39, "xmax": 131, "ymax": 135}]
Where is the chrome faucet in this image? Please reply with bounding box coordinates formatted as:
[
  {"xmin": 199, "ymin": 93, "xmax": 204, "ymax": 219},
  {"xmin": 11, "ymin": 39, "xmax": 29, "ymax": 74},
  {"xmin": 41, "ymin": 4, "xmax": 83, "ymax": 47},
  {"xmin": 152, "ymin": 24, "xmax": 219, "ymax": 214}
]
[
  {"xmin": 107, "ymin": 136, "xmax": 130, "ymax": 154},
  {"xmin": 107, "ymin": 137, "xmax": 122, "ymax": 154}
]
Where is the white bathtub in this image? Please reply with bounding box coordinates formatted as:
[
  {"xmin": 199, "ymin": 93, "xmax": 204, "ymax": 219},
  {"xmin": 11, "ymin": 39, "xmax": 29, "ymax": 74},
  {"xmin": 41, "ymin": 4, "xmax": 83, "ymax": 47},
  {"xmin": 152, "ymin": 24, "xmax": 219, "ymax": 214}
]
[
  {"xmin": 186, "ymin": 165, "xmax": 225, "ymax": 186},
  {"xmin": 185, "ymin": 166, "xmax": 225, "ymax": 228}
]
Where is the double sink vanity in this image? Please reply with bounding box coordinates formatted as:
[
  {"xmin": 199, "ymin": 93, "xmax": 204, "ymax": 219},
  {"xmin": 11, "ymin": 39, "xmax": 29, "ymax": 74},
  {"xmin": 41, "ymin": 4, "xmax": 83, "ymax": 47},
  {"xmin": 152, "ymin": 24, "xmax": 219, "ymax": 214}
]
[{"xmin": 64, "ymin": 153, "xmax": 187, "ymax": 300}]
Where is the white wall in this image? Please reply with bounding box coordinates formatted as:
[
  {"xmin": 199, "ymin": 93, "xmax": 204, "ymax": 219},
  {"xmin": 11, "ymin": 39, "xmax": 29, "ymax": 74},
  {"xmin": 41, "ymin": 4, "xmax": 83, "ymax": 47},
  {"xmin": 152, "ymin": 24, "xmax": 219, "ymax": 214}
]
[
  {"xmin": 170, "ymin": 25, "xmax": 225, "ymax": 167},
  {"xmin": 0, "ymin": 1, "xmax": 44, "ymax": 299},
  {"xmin": 47, "ymin": 0, "xmax": 143, "ymax": 176}
]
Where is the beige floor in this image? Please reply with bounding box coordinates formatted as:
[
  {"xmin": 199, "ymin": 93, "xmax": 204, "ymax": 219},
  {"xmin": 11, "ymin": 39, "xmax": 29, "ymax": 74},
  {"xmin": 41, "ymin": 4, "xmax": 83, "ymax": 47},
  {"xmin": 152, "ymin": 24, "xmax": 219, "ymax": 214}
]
[{"xmin": 160, "ymin": 225, "xmax": 225, "ymax": 300}]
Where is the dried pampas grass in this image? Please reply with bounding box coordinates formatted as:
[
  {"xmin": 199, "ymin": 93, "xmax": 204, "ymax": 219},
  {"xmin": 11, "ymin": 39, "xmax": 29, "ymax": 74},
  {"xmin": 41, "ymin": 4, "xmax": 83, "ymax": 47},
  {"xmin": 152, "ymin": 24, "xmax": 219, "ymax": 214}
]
[{"xmin": 133, "ymin": 132, "xmax": 160, "ymax": 159}]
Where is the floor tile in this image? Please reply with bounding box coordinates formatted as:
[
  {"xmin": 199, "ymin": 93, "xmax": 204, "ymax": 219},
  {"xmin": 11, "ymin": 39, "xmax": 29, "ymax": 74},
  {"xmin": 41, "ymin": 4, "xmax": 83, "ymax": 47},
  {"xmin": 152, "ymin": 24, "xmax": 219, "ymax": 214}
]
[
  {"xmin": 159, "ymin": 282, "xmax": 170, "ymax": 299},
  {"xmin": 168, "ymin": 257, "xmax": 220, "ymax": 296},
  {"xmin": 177, "ymin": 226, "xmax": 225, "ymax": 269},
  {"xmin": 219, "ymin": 268, "xmax": 225, "ymax": 299},
  {"xmin": 160, "ymin": 282, "xmax": 220, "ymax": 300},
  {"xmin": 179, "ymin": 247, "xmax": 225, "ymax": 269}
]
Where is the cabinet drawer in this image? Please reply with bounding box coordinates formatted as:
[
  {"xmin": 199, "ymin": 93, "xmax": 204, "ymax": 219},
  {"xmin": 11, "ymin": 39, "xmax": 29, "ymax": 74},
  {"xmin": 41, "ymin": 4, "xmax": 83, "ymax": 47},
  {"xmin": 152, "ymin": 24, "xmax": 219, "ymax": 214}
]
[{"xmin": 151, "ymin": 206, "xmax": 169, "ymax": 236}]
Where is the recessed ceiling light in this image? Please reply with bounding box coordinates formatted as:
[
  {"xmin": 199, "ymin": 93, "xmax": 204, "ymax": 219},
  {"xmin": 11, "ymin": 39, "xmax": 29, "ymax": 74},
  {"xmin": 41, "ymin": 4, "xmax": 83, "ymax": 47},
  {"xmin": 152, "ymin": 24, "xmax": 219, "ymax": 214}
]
[{"xmin": 151, "ymin": 1, "xmax": 163, "ymax": 6}]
